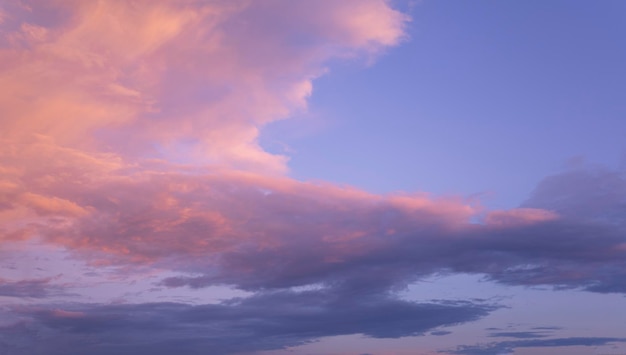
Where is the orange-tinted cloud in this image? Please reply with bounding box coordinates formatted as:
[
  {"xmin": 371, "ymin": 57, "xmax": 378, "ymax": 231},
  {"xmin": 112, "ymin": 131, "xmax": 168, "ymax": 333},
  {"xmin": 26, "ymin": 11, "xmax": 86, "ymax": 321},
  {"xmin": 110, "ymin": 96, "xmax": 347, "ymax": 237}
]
[
  {"xmin": 485, "ymin": 208, "xmax": 558, "ymax": 227},
  {"xmin": 4, "ymin": 140, "xmax": 626, "ymax": 295},
  {"xmin": 0, "ymin": 0, "xmax": 408, "ymax": 173}
]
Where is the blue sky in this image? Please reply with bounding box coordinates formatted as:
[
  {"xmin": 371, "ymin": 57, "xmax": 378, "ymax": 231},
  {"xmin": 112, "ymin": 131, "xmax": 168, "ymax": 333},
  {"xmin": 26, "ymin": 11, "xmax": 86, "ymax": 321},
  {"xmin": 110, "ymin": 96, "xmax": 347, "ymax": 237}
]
[
  {"xmin": 1, "ymin": 1, "xmax": 625, "ymax": 355},
  {"xmin": 263, "ymin": 0, "xmax": 626, "ymax": 209}
]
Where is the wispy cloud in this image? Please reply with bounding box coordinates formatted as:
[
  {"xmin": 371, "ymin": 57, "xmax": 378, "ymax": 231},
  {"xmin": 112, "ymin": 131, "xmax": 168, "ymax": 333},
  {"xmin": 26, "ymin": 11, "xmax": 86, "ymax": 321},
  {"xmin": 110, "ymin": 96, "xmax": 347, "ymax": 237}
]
[
  {"xmin": 447, "ymin": 337, "xmax": 626, "ymax": 355},
  {"xmin": 0, "ymin": 278, "xmax": 63, "ymax": 298}
]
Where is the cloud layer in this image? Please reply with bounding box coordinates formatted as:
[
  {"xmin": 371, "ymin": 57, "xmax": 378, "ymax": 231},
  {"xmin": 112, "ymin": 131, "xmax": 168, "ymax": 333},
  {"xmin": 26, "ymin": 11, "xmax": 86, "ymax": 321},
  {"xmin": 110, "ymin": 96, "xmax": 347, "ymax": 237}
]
[
  {"xmin": 5, "ymin": 146, "xmax": 625, "ymax": 295},
  {"xmin": 0, "ymin": 291, "xmax": 495, "ymax": 355}
]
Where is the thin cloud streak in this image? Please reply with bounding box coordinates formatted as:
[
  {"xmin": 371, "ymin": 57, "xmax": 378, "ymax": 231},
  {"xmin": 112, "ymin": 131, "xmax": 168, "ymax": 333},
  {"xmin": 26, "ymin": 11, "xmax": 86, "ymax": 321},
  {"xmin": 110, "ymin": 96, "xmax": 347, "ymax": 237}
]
[
  {"xmin": 446, "ymin": 337, "xmax": 626, "ymax": 355},
  {"xmin": 0, "ymin": 278, "xmax": 61, "ymax": 298}
]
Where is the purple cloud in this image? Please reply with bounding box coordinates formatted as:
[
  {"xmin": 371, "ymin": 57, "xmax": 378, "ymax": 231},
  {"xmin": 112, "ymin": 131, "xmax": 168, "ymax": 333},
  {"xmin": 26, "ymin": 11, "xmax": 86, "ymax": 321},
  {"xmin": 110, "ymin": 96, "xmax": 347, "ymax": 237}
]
[
  {"xmin": 0, "ymin": 291, "xmax": 496, "ymax": 354},
  {"xmin": 447, "ymin": 337, "xmax": 626, "ymax": 355},
  {"xmin": 0, "ymin": 278, "xmax": 63, "ymax": 298}
]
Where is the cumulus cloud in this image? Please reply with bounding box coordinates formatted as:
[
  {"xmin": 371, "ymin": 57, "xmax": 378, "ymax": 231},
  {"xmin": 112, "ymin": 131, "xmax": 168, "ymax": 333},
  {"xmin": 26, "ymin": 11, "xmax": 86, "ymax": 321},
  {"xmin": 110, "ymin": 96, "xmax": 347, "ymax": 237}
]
[{"xmin": 0, "ymin": 0, "xmax": 408, "ymax": 173}]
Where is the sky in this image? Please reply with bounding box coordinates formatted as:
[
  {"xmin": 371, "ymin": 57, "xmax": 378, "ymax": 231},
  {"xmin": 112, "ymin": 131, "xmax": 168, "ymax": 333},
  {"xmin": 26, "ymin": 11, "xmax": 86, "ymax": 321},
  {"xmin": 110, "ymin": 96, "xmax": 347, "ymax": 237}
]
[{"xmin": 0, "ymin": 1, "xmax": 625, "ymax": 355}]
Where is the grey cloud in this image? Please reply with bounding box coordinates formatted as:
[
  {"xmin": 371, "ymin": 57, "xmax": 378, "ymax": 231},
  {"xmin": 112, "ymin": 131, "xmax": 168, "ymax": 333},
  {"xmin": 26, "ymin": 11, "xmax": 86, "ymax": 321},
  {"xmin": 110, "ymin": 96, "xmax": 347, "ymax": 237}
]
[
  {"xmin": 447, "ymin": 337, "xmax": 626, "ymax": 355},
  {"xmin": 487, "ymin": 331, "xmax": 549, "ymax": 339},
  {"xmin": 0, "ymin": 290, "xmax": 497, "ymax": 355},
  {"xmin": 157, "ymin": 168, "xmax": 626, "ymax": 295},
  {"xmin": 4, "ymin": 149, "xmax": 626, "ymax": 355},
  {"xmin": 0, "ymin": 278, "xmax": 62, "ymax": 298},
  {"xmin": 430, "ymin": 330, "xmax": 452, "ymax": 336},
  {"xmin": 522, "ymin": 167, "xmax": 626, "ymax": 223}
]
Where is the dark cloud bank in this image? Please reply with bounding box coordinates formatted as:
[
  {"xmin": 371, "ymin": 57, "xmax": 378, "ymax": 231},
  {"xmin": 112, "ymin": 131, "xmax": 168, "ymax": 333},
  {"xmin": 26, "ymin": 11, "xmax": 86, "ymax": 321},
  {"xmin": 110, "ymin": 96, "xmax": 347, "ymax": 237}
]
[{"xmin": 0, "ymin": 291, "xmax": 494, "ymax": 355}]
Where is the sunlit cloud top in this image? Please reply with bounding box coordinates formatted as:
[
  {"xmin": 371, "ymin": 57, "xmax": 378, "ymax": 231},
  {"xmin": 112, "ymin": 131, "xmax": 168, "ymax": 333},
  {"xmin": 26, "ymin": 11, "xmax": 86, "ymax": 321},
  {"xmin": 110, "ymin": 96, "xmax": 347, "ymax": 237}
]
[{"xmin": 1, "ymin": 0, "xmax": 407, "ymax": 173}]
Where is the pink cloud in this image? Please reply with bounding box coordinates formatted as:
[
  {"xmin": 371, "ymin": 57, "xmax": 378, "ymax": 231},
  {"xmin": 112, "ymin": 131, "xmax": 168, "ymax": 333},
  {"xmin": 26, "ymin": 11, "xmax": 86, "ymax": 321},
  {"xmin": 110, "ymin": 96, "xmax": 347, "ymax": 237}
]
[
  {"xmin": 485, "ymin": 208, "xmax": 558, "ymax": 227},
  {"xmin": 49, "ymin": 309, "xmax": 85, "ymax": 319},
  {"xmin": 7, "ymin": 139, "xmax": 620, "ymax": 295},
  {"xmin": 0, "ymin": 0, "xmax": 408, "ymax": 173},
  {"xmin": 3, "ymin": 135, "xmax": 625, "ymax": 295}
]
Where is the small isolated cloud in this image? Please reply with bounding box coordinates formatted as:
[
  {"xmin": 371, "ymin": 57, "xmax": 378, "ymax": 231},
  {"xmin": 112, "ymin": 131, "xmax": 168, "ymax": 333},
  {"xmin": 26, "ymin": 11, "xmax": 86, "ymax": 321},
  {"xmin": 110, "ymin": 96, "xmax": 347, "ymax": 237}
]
[
  {"xmin": 487, "ymin": 331, "xmax": 549, "ymax": 339},
  {"xmin": 530, "ymin": 326, "xmax": 562, "ymax": 330},
  {"xmin": 430, "ymin": 330, "xmax": 452, "ymax": 336}
]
